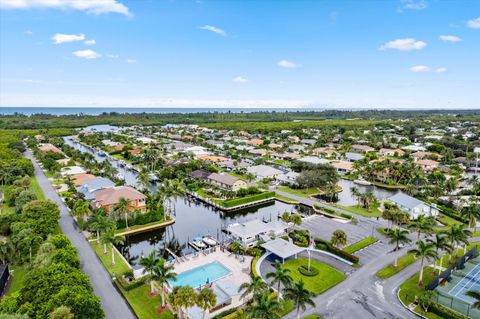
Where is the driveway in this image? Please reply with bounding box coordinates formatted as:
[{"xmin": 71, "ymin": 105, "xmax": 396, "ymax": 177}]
[{"xmin": 26, "ymin": 150, "xmax": 135, "ymax": 319}]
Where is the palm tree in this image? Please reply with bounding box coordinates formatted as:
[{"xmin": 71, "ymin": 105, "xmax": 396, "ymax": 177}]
[
  {"xmin": 169, "ymin": 179, "xmax": 186, "ymax": 215},
  {"xmin": 408, "ymin": 215, "xmax": 436, "ymax": 239},
  {"xmin": 100, "ymin": 228, "xmax": 125, "ymax": 265},
  {"xmin": 246, "ymin": 292, "xmax": 281, "ymax": 319},
  {"xmin": 0, "ymin": 240, "xmax": 13, "ymax": 264},
  {"xmin": 152, "ymin": 258, "xmax": 177, "ymax": 307},
  {"xmin": 466, "ymin": 290, "xmax": 480, "ymax": 309},
  {"xmin": 331, "ymin": 229, "xmax": 347, "ymax": 248},
  {"xmin": 72, "ymin": 199, "xmax": 91, "ymax": 222},
  {"xmin": 283, "ymin": 280, "xmax": 316, "ymax": 319},
  {"xmin": 238, "ymin": 275, "xmax": 268, "ymax": 300},
  {"xmin": 265, "ymin": 260, "xmax": 293, "ymax": 301},
  {"xmin": 408, "ymin": 240, "xmax": 438, "ymax": 285},
  {"xmin": 444, "ymin": 224, "xmax": 472, "ymax": 259},
  {"xmin": 137, "ymin": 170, "xmax": 151, "ymax": 191},
  {"xmin": 113, "ymin": 197, "xmax": 131, "ymax": 229},
  {"xmin": 196, "ymin": 287, "xmax": 217, "ymax": 319},
  {"xmin": 176, "ymin": 285, "xmax": 196, "ymax": 319},
  {"xmin": 427, "ymin": 233, "xmax": 452, "ymax": 275},
  {"xmin": 462, "ymin": 204, "xmax": 480, "ymax": 231},
  {"xmin": 386, "ymin": 228, "xmax": 411, "ymax": 267},
  {"xmin": 139, "ymin": 250, "xmax": 160, "ymax": 294},
  {"xmin": 88, "ymin": 213, "xmax": 114, "ymax": 243},
  {"xmin": 350, "ymin": 186, "xmax": 360, "ymax": 206}
]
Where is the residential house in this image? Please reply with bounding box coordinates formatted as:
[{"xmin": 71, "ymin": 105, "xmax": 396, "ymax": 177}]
[
  {"xmin": 226, "ymin": 219, "xmax": 288, "ymax": 246},
  {"xmin": 416, "ymin": 159, "xmax": 440, "ymax": 171},
  {"xmin": 379, "ymin": 148, "xmax": 405, "ymax": 157},
  {"xmin": 91, "ymin": 186, "xmax": 147, "ymax": 213},
  {"xmin": 218, "ymin": 160, "xmax": 251, "ymax": 170},
  {"xmin": 188, "ymin": 169, "xmax": 212, "ymax": 181},
  {"xmin": 70, "ymin": 173, "xmax": 96, "ymax": 186},
  {"xmin": 247, "ymin": 139, "xmax": 264, "ymax": 146},
  {"xmin": 277, "ymin": 171, "xmax": 300, "ymax": 186},
  {"xmin": 249, "ymin": 149, "xmax": 268, "ymax": 157},
  {"xmin": 39, "ymin": 143, "xmax": 64, "ymax": 155},
  {"xmin": 270, "ymin": 152, "xmax": 299, "ymax": 161},
  {"xmin": 350, "ymin": 144, "xmax": 374, "ymax": 153},
  {"xmin": 77, "ymin": 177, "xmax": 115, "ymax": 200},
  {"xmin": 388, "ymin": 193, "xmax": 439, "ymax": 219},
  {"xmin": 345, "ymin": 152, "xmax": 364, "ymax": 162},
  {"xmin": 198, "ymin": 155, "xmax": 229, "ymax": 163},
  {"xmin": 207, "ymin": 173, "xmax": 248, "ymax": 191},
  {"xmin": 247, "ymin": 165, "xmax": 283, "ymax": 180},
  {"xmin": 330, "ymin": 160, "xmax": 353, "ymax": 175},
  {"xmin": 297, "ymin": 156, "xmax": 330, "ymax": 165},
  {"xmin": 61, "ymin": 166, "xmax": 87, "ymax": 177}
]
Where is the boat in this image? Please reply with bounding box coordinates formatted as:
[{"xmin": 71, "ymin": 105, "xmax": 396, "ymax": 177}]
[
  {"xmin": 116, "ymin": 173, "xmax": 125, "ymax": 181},
  {"xmin": 202, "ymin": 235, "xmax": 217, "ymax": 246},
  {"xmin": 98, "ymin": 150, "xmax": 106, "ymax": 157},
  {"xmin": 192, "ymin": 237, "xmax": 207, "ymax": 249},
  {"xmin": 354, "ymin": 178, "xmax": 372, "ymax": 186}
]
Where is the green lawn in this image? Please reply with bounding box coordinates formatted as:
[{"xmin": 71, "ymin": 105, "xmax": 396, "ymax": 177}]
[
  {"xmin": 344, "ymin": 237, "xmax": 378, "ymax": 254},
  {"xmin": 277, "ymin": 186, "xmax": 320, "ymax": 198},
  {"xmin": 6, "ymin": 265, "xmax": 28, "ymax": 295},
  {"xmin": 437, "ymin": 213, "xmax": 463, "ymax": 227},
  {"xmin": 31, "ymin": 177, "xmax": 45, "ymax": 200},
  {"xmin": 282, "ymin": 258, "xmax": 346, "ymax": 295},
  {"xmin": 115, "ymin": 217, "xmax": 172, "ymax": 235},
  {"xmin": 472, "ymin": 230, "xmax": 480, "ymax": 237},
  {"xmin": 376, "ymin": 253, "xmax": 416, "ymax": 279},
  {"xmin": 335, "ymin": 204, "xmax": 382, "ymax": 218},
  {"xmin": 118, "ymin": 284, "xmax": 173, "ymax": 319},
  {"xmin": 215, "ymin": 191, "xmax": 275, "ymax": 208},
  {"xmin": 303, "ymin": 315, "xmax": 323, "ymax": 319},
  {"xmin": 399, "ymin": 267, "xmax": 436, "ymax": 306},
  {"xmin": 274, "ymin": 193, "xmax": 300, "ymax": 204},
  {"xmin": 90, "ymin": 241, "xmax": 131, "ymax": 276}
]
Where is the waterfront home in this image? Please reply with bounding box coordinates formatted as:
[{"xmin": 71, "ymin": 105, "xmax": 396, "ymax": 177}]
[
  {"xmin": 226, "ymin": 219, "xmax": 288, "ymax": 246},
  {"xmin": 312, "ymin": 147, "xmax": 336, "ymax": 158},
  {"xmin": 91, "ymin": 186, "xmax": 147, "ymax": 213},
  {"xmin": 188, "ymin": 169, "xmax": 211, "ymax": 181},
  {"xmin": 330, "ymin": 160, "xmax": 353, "ymax": 174},
  {"xmin": 70, "ymin": 173, "xmax": 96, "ymax": 186},
  {"xmin": 387, "ymin": 193, "xmax": 439, "ymax": 219},
  {"xmin": 270, "ymin": 152, "xmax": 299, "ymax": 161},
  {"xmin": 207, "ymin": 173, "xmax": 248, "ymax": 191},
  {"xmin": 247, "ymin": 138, "xmax": 264, "ymax": 146},
  {"xmin": 350, "ymin": 144, "xmax": 374, "ymax": 153},
  {"xmin": 416, "ymin": 159, "xmax": 440, "ymax": 171},
  {"xmin": 38, "ymin": 143, "xmax": 64, "ymax": 155},
  {"xmin": 77, "ymin": 177, "xmax": 115, "ymax": 200},
  {"xmin": 277, "ymin": 171, "xmax": 300, "ymax": 186},
  {"xmin": 61, "ymin": 166, "xmax": 87, "ymax": 177},
  {"xmin": 298, "ymin": 156, "xmax": 330, "ymax": 165},
  {"xmin": 247, "ymin": 165, "xmax": 283, "ymax": 180}
]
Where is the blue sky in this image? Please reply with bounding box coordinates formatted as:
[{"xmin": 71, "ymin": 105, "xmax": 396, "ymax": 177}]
[{"xmin": 0, "ymin": 0, "xmax": 479, "ymax": 109}]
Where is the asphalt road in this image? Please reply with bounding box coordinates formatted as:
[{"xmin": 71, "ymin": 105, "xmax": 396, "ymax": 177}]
[
  {"xmin": 26, "ymin": 150, "xmax": 135, "ymax": 319},
  {"xmin": 273, "ymin": 188, "xmax": 419, "ymax": 319}
]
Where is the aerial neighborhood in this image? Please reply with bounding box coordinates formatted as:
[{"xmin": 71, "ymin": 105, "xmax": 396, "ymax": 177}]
[{"xmin": 1, "ymin": 110, "xmax": 479, "ymax": 319}]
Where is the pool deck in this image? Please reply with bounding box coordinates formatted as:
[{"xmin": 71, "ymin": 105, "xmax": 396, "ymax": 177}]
[{"xmin": 172, "ymin": 249, "xmax": 253, "ymax": 287}]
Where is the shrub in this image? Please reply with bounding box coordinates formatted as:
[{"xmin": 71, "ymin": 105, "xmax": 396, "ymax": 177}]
[
  {"xmin": 427, "ymin": 301, "xmax": 470, "ymax": 319},
  {"xmin": 115, "ymin": 277, "xmax": 146, "ymax": 291},
  {"xmin": 298, "ymin": 265, "xmax": 319, "ymax": 276},
  {"xmin": 314, "ymin": 238, "xmax": 359, "ymax": 264}
]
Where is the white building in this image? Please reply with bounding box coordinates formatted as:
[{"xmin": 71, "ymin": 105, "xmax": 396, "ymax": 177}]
[
  {"xmin": 247, "ymin": 165, "xmax": 283, "ymax": 180},
  {"xmin": 388, "ymin": 193, "xmax": 439, "ymax": 219}
]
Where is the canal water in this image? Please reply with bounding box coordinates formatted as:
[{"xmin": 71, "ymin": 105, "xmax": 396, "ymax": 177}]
[{"xmin": 335, "ymin": 179, "xmax": 400, "ymax": 206}]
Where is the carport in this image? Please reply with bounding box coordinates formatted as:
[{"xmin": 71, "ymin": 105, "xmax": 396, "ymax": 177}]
[{"xmin": 261, "ymin": 238, "xmax": 306, "ymax": 264}]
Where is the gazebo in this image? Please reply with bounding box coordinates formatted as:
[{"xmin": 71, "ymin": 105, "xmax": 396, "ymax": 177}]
[{"xmin": 261, "ymin": 238, "xmax": 306, "ymax": 264}]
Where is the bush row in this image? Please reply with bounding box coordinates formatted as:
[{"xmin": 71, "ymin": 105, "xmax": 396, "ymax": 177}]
[
  {"xmin": 427, "ymin": 301, "xmax": 470, "ymax": 319},
  {"xmin": 314, "ymin": 238, "xmax": 359, "ymax": 264},
  {"xmin": 115, "ymin": 276, "xmax": 146, "ymax": 291}
]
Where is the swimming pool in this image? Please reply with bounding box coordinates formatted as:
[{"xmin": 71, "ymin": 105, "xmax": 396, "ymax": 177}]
[{"xmin": 169, "ymin": 261, "xmax": 232, "ymax": 288}]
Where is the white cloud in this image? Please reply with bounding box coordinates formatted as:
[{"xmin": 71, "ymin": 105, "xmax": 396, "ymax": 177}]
[
  {"xmin": 467, "ymin": 17, "xmax": 480, "ymax": 29},
  {"xmin": 277, "ymin": 60, "xmax": 299, "ymax": 68},
  {"xmin": 410, "ymin": 65, "xmax": 430, "ymax": 72},
  {"xmin": 439, "ymin": 35, "xmax": 461, "ymax": 42},
  {"xmin": 380, "ymin": 38, "xmax": 427, "ymax": 51},
  {"xmin": 126, "ymin": 59, "xmax": 137, "ymax": 64},
  {"xmin": 73, "ymin": 49, "xmax": 101, "ymax": 59},
  {"xmin": 52, "ymin": 33, "xmax": 85, "ymax": 44},
  {"xmin": 24, "ymin": 30, "xmax": 33, "ymax": 35},
  {"xmin": 0, "ymin": 0, "xmax": 131, "ymax": 16},
  {"xmin": 232, "ymin": 76, "xmax": 247, "ymax": 83},
  {"xmin": 399, "ymin": 0, "xmax": 428, "ymax": 11},
  {"xmin": 436, "ymin": 67, "xmax": 447, "ymax": 73},
  {"xmin": 199, "ymin": 25, "xmax": 226, "ymax": 36},
  {"xmin": 84, "ymin": 39, "xmax": 96, "ymax": 45},
  {"xmin": 106, "ymin": 54, "xmax": 119, "ymax": 58}
]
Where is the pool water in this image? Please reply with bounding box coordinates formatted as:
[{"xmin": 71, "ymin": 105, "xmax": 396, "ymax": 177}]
[{"xmin": 169, "ymin": 261, "xmax": 231, "ymax": 288}]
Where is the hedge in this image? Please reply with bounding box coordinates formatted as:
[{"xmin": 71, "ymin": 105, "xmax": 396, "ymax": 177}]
[
  {"xmin": 116, "ymin": 210, "xmax": 164, "ymax": 229},
  {"xmin": 115, "ymin": 277, "xmax": 146, "ymax": 291},
  {"xmin": 314, "ymin": 238, "xmax": 359, "ymax": 264},
  {"xmin": 298, "ymin": 265, "xmax": 319, "ymax": 276},
  {"xmin": 427, "ymin": 301, "xmax": 470, "ymax": 319}
]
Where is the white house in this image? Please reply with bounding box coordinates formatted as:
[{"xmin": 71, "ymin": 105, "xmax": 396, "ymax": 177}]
[
  {"xmin": 247, "ymin": 165, "xmax": 283, "ymax": 180},
  {"xmin": 226, "ymin": 219, "xmax": 288, "ymax": 246},
  {"xmin": 388, "ymin": 193, "xmax": 440, "ymax": 219}
]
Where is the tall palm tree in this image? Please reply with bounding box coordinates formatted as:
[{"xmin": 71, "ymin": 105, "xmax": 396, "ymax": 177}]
[
  {"xmin": 72, "ymin": 199, "xmax": 91, "ymax": 222},
  {"xmin": 350, "ymin": 186, "xmax": 360, "ymax": 206},
  {"xmin": 466, "ymin": 290, "xmax": 480, "ymax": 309},
  {"xmin": 139, "ymin": 250, "xmax": 160, "ymax": 294},
  {"xmin": 427, "ymin": 233, "xmax": 452, "ymax": 275},
  {"xmin": 408, "ymin": 215, "xmax": 436, "ymax": 239},
  {"xmin": 266, "ymin": 260, "xmax": 293, "ymax": 301},
  {"xmin": 283, "ymin": 280, "xmax": 316, "ymax": 319},
  {"xmin": 100, "ymin": 228, "xmax": 125, "ymax": 265},
  {"xmin": 169, "ymin": 179, "xmax": 186, "ymax": 215},
  {"xmin": 331, "ymin": 229, "xmax": 347, "ymax": 248},
  {"xmin": 386, "ymin": 228, "xmax": 411, "ymax": 267},
  {"xmin": 462, "ymin": 204, "xmax": 480, "ymax": 231},
  {"xmin": 444, "ymin": 224, "xmax": 472, "ymax": 259},
  {"xmin": 238, "ymin": 275, "xmax": 268, "ymax": 300},
  {"xmin": 408, "ymin": 240, "xmax": 438, "ymax": 285},
  {"xmin": 246, "ymin": 292, "xmax": 281, "ymax": 319},
  {"xmin": 151, "ymin": 258, "xmax": 177, "ymax": 307},
  {"xmin": 176, "ymin": 285, "xmax": 196, "ymax": 319},
  {"xmin": 113, "ymin": 197, "xmax": 131, "ymax": 229},
  {"xmin": 137, "ymin": 170, "xmax": 151, "ymax": 191},
  {"xmin": 196, "ymin": 287, "xmax": 217, "ymax": 319},
  {"xmin": 88, "ymin": 213, "xmax": 114, "ymax": 244},
  {"xmin": 0, "ymin": 240, "xmax": 13, "ymax": 264}
]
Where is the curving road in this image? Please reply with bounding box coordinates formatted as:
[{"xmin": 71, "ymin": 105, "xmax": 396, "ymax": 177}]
[
  {"xmin": 273, "ymin": 188, "xmax": 420, "ymax": 319},
  {"xmin": 26, "ymin": 150, "xmax": 135, "ymax": 319}
]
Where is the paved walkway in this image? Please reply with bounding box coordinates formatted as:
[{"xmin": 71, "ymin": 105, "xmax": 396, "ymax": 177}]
[{"xmin": 26, "ymin": 150, "xmax": 135, "ymax": 319}]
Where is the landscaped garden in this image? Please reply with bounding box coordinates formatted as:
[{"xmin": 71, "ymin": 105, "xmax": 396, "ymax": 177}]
[
  {"xmin": 335, "ymin": 203, "xmax": 382, "ymax": 218},
  {"xmin": 281, "ymin": 258, "xmax": 346, "ymax": 295},
  {"xmin": 376, "ymin": 253, "xmax": 416, "ymax": 279}
]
